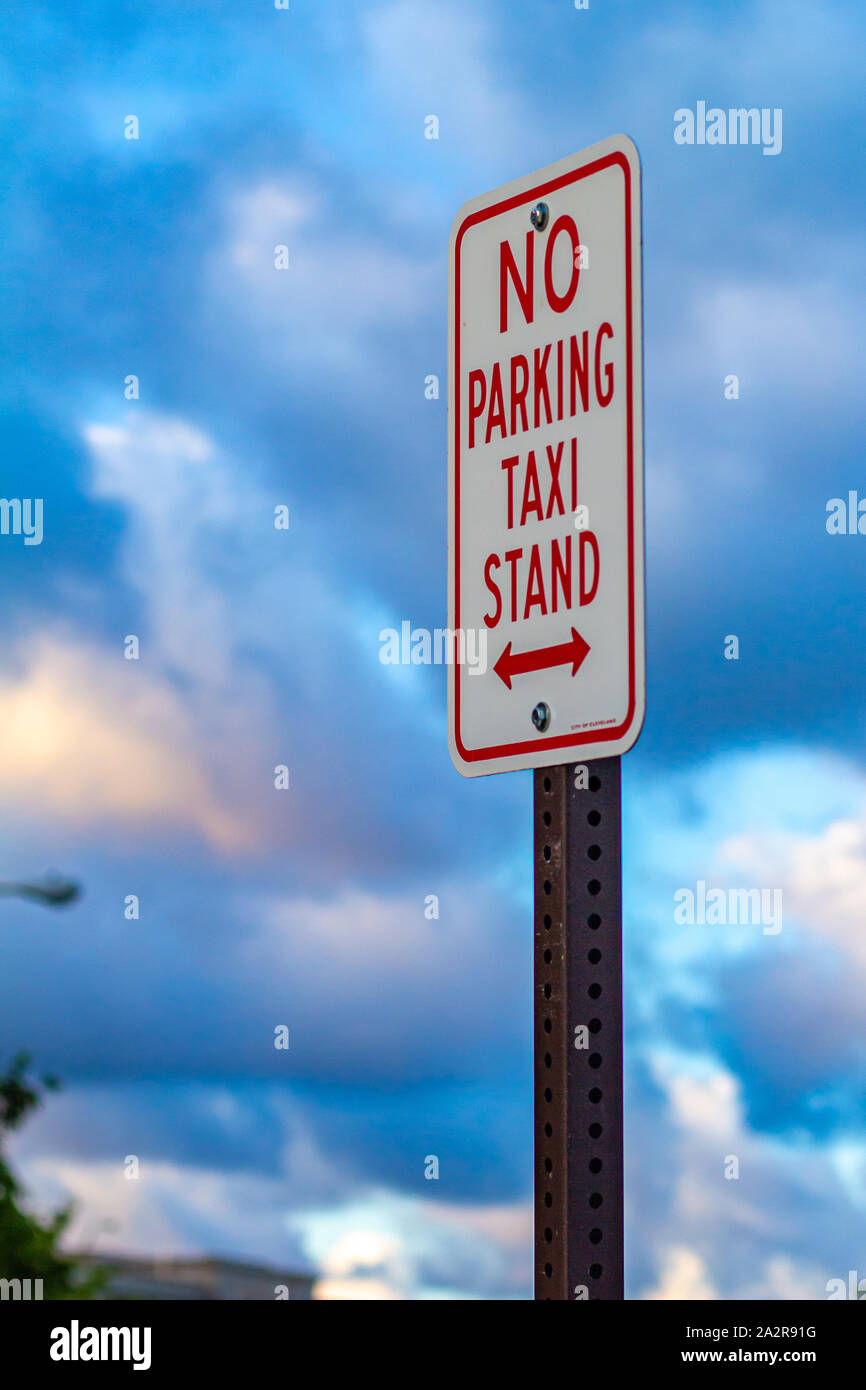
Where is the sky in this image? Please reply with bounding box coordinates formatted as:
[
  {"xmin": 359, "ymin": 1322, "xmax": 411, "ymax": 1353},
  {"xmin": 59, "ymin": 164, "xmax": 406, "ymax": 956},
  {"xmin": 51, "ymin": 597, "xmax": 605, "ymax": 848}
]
[{"xmin": 1, "ymin": 0, "xmax": 865, "ymax": 1299}]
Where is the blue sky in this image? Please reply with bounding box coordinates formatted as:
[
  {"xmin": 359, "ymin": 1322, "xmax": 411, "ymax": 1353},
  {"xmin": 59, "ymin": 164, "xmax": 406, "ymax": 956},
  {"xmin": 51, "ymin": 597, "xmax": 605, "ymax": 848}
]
[{"xmin": 1, "ymin": 0, "xmax": 865, "ymax": 1298}]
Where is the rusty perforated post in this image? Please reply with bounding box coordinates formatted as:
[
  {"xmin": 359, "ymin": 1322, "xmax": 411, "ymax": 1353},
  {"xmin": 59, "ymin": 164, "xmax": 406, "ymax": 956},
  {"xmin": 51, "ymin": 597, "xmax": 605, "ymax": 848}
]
[{"xmin": 534, "ymin": 758, "xmax": 624, "ymax": 1300}]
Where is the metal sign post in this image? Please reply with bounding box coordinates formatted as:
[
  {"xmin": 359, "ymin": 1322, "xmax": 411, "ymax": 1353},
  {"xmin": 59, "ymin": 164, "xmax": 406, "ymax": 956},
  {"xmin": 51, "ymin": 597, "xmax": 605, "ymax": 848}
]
[
  {"xmin": 534, "ymin": 758, "xmax": 623, "ymax": 1300},
  {"xmin": 446, "ymin": 136, "xmax": 642, "ymax": 1304}
]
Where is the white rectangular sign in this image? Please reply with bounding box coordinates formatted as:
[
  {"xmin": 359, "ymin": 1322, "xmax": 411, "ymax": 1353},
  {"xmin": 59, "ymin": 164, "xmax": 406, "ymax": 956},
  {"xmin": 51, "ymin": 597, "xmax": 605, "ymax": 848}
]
[{"xmin": 447, "ymin": 135, "xmax": 645, "ymax": 777}]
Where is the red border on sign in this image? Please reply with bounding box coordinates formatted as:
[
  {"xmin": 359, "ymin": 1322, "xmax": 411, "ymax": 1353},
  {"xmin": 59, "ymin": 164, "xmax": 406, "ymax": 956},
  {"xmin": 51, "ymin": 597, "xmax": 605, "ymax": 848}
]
[{"xmin": 453, "ymin": 150, "xmax": 636, "ymax": 764}]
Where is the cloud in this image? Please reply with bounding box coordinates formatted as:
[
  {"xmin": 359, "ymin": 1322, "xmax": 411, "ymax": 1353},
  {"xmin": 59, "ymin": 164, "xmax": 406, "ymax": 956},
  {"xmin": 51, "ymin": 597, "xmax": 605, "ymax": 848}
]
[
  {"xmin": 644, "ymin": 0, "xmax": 862, "ymax": 91},
  {"xmin": 34, "ymin": 1156, "xmax": 316, "ymax": 1273},
  {"xmin": 623, "ymin": 748, "xmax": 866, "ymax": 1103},
  {"xmin": 80, "ymin": 409, "xmax": 389, "ymax": 861},
  {"xmin": 0, "ymin": 634, "xmax": 249, "ymax": 848},
  {"xmin": 666, "ymin": 1067, "xmax": 741, "ymax": 1141},
  {"xmin": 84, "ymin": 413, "xmax": 265, "ymax": 689},
  {"xmin": 618, "ymin": 749, "xmax": 866, "ymax": 1295},
  {"xmin": 630, "ymin": 1052, "xmax": 861, "ymax": 1299},
  {"xmin": 12, "ymin": 1082, "xmax": 352, "ymax": 1273},
  {"xmin": 720, "ymin": 797, "xmax": 866, "ymax": 974},
  {"xmin": 690, "ymin": 270, "xmax": 863, "ymax": 407},
  {"xmin": 644, "ymin": 1246, "xmax": 717, "ymax": 1300},
  {"xmin": 237, "ymin": 883, "xmax": 530, "ymax": 1084},
  {"xmin": 642, "ymin": 1245, "xmax": 823, "ymax": 1301},
  {"xmin": 207, "ymin": 177, "xmax": 436, "ymax": 382},
  {"xmin": 291, "ymin": 1190, "xmax": 531, "ymax": 1299},
  {"xmin": 80, "ymin": 408, "xmax": 476, "ymax": 878},
  {"xmin": 361, "ymin": 0, "xmax": 537, "ymax": 165},
  {"xmin": 12, "ymin": 1081, "xmax": 529, "ymax": 1298}
]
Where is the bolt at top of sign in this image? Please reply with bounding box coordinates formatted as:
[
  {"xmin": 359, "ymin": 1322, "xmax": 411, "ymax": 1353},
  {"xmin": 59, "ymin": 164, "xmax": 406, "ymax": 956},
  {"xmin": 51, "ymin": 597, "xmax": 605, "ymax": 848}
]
[{"xmin": 447, "ymin": 135, "xmax": 645, "ymax": 777}]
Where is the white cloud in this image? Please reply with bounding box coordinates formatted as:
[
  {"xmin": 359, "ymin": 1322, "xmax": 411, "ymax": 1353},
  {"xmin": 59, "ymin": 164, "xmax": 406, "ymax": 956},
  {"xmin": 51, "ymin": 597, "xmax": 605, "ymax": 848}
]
[
  {"xmin": 291, "ymin": 1190, "xmax": 529, "ymax": 1299},
  {"xmin": 362, "ymin": 0, "xmax": 536, "ymax": 164},
  {"xmin": 744, "ymin": 1255, "xmax": 828, "ymax": 1301},
  {"xmin": 666, "ymin": 1066, "xmax": 741, "ymax": 1141},
  {"xmin": 0, "ymin": 409, "xmax": 322, "ymax": 851},
  {"xmin": 721, "ymin": 806, "xmax": 866, "ymax": 973},
  {"xmin": 251, "ymin": 883, "xmax": 519, "ymax": 997},
  {"xmin": 26, "ymin": 1134, "xmax": 529, "ymax": 1299},
  {"xmin": 691, "ymin": 272, "xmax": 861, "ymax": 404},
  {"xmin": 630, "ymin": 1046, "xmax": 864, "ymax": 1299},
  {"xmin": 643, "ymin": 1246, "xmax": 824, "ymax": 1301},
  {"xmin": 645, "ymin": 0, "xmax": 861, "ymax": 89},
  {"xmin": 644, "ymin": 1246, "xmax": 717, "ymax": 1300},
  {"xmin": 75, "ymin": 409, "xmax": 449, "ymax": 862},
  {"xmin": 84, "ymin": 413, "xmax": 259, "ymax": 688},
  {"xmin": 233, "ymin": 883, "xmax": 526, "ymax": 1081},
  {"xmin": 209, "ymin": 177, "xmax": 436, "ymax": 379},
  {"xmin": 34, "ymin": 1156, "xmax": 314, "ymax": 1271},
  {"xmin": 78, "ymin": 410, "xmax": 354, "ymax": 851},
  {"xmin": 0, "ymin": 635, "xmax": 249, "ymax": 849}
]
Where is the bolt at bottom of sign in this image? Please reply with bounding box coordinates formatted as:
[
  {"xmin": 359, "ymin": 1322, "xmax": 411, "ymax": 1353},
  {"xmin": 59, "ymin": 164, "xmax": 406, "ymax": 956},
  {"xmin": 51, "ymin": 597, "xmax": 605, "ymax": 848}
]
[{"xmin": 531, "ymin": 702, "xmax": 551, "ymax": 732}]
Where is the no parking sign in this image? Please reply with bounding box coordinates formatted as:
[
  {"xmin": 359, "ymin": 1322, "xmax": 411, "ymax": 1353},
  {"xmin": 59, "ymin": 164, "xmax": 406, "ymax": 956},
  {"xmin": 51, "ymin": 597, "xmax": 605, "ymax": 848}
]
[{"xmin": 447, "ymin": 135, "xmax": 645, "ymax": 776}]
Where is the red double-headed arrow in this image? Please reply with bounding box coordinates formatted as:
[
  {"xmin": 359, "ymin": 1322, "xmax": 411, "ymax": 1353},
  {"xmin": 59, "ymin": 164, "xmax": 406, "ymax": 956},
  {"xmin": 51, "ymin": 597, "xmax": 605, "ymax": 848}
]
[{"xmin": 493, "ymin": 626, "xmax": 590, "ymax": 690}]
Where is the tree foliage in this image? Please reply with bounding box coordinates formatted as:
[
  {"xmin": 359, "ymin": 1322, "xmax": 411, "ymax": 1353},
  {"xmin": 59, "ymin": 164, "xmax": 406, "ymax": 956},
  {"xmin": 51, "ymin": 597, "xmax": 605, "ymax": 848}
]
[{"xmin": 0, "ymin": 1052, "xmax": 103, "ymax": 1298}]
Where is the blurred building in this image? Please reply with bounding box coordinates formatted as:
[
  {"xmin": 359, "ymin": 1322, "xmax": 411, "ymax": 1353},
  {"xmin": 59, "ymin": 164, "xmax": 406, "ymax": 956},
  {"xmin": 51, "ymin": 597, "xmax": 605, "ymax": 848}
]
[{"xmin": 89, "ymin": 1254, "xmax": 315, "ymax": 1301}]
